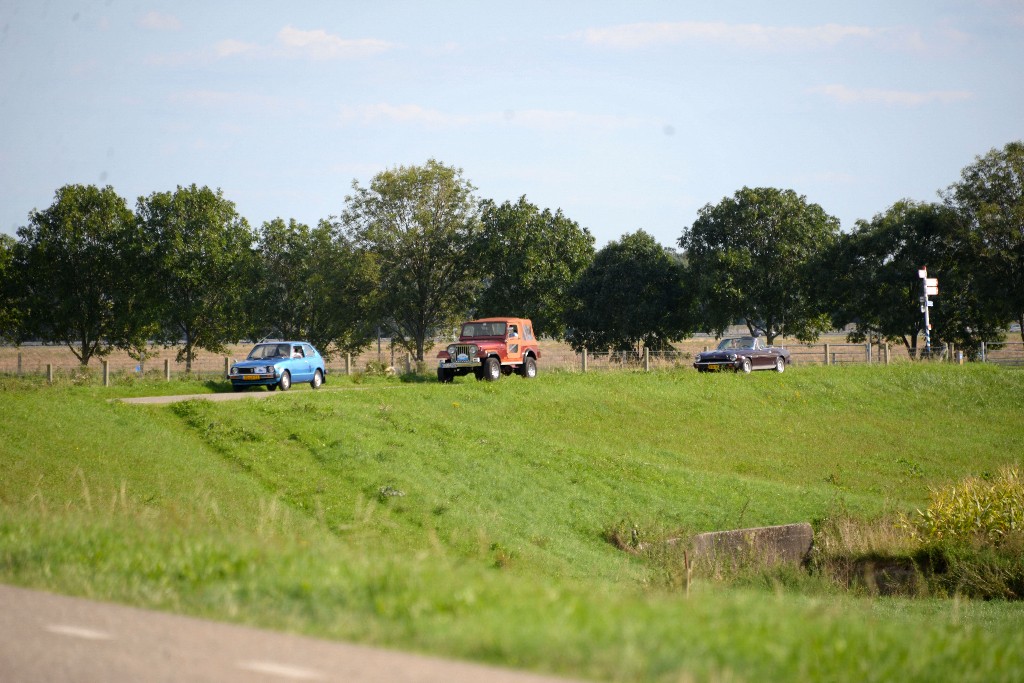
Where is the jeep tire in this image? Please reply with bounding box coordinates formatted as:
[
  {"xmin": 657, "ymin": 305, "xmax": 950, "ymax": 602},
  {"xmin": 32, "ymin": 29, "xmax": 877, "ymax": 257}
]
[
  {"xmin": 437, "ymin": 368, "xmax": 454, "ymax": 383},
  {"xmin": 483, "ymin": 356, "xmax": 501, "ymax": 381},
  {"xmin": 521, "ymin": 356, "xmax": 537, "ymax": 379}
]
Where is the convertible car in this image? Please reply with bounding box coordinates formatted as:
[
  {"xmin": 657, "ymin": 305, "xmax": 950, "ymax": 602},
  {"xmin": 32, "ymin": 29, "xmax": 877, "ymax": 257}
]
[{"xmin": 693, "ymin": 336, "xmax": 791, "ymax": 373}]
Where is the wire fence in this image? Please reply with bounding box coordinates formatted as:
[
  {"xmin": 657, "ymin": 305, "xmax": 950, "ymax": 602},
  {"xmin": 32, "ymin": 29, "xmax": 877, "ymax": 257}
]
[{"xmin": 2, "ymin": 334, "xmax": 1021, "ymax": 383}]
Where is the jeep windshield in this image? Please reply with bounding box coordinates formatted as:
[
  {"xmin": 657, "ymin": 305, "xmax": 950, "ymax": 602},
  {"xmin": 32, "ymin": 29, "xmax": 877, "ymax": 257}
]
[
  {"xmin": 461, "ymin": 321, "xmax": 506, "ymax": 338},
  {"xmin": 247, "ymin": 343, "xmax": 291, "ymax": 360}
]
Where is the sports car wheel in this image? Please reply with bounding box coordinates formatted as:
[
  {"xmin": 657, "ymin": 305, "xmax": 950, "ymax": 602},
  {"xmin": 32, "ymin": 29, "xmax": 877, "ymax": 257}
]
[
  {"xmin": 279, "ymin": 370, "xmax": 291, "ymax": 391},
  {"xmin": 484, "ymin": 356, "xmax": 501, "ymax": 381},
  {"xmin": 311, "ymin": 369, "xmax": 323, "ymax": 388},
  {"xmin": 740, "ymin": 358, "xmax": 752, "ymax": 374},
  {"xmin": 775, "ymin": 357, "xmax": 785, "ymax": 373},
  {"xmin": 522, "ymin": 356, "xmax": 537, "ymax": 379}
]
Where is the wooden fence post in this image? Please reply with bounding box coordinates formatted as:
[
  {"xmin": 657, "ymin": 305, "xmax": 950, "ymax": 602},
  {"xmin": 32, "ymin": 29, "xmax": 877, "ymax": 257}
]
[
  {"xmin": 46, "ymin": 364, "xmax": 53, "ymax": 384},
  {"xmin": 405, "ymin": 352, "xmax": 411, "ymax": 375},
  {"xmin": 164, "ymin": 358, "xmax": 171, "ymax": 381},
  {"xmin": 102, "ymin": 360, "xmax": 110, "ymax": 387},
  {"xmin": 17, "ymin": 352, "xmax": 22, "ymax": 377},
  {"xmin": 884, "ymin": 344, "xmax": 890, "ymax": 365},
  {"xmin": 865, "ymin": 343, "xmax": 871, "ymax": 364},
  {"xmin": 824, "ymin": 343, "xmax": 831, "ymax": 366},
  {"xmin": 643, "ymin": 347, "xmax": 650, "ymax": 372},
  {"xmin": 582, "ymin": 348, "xmax": 588, "ymax": 373},
  {"xmin": 223, "ymin": 357, "xmax": 230, "ymax": 377}
]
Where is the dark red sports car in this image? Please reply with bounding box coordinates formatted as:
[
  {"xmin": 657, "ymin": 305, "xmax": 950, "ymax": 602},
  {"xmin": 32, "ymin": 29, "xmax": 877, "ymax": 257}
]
[{"xmin": 693, "ymin": 336, "xmax": 791, "ymax": 373}]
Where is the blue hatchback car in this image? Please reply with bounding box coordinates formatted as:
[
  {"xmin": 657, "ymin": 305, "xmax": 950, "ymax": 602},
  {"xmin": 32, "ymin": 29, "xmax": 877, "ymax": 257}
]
[{"xmin": 228, "ymin": 341, "xmax": 326, "ymax": 392}]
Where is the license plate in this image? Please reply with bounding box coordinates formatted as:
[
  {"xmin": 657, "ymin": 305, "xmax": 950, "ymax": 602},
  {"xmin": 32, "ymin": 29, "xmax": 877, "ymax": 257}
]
[
  {"xmin": 708, "ymin": 364, "xmax": 719, "ymax": 371},
  {"xmin": 242, "ymin": 374, "xmax": 260, "ymax": 380}
]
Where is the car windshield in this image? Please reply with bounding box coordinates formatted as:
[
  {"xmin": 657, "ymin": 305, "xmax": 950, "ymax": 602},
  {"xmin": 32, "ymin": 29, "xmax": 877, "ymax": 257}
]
[
  {"xmin": 716, "ymin": 337, "xmax": 757, "ymax": 351},
  {"xmin": 461, "ymin": 321, "xmax": 506, "ymax": 337},
  {"xmin": 247, "ymin": 343, "xmax": 290, "ymax": 360}
]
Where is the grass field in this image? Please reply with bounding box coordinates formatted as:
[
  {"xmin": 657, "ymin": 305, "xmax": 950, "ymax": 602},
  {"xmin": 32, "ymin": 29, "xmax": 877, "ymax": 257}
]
[{"xmin": 1, "ymin": 364, "xmax": 1023, "ymax": 681}]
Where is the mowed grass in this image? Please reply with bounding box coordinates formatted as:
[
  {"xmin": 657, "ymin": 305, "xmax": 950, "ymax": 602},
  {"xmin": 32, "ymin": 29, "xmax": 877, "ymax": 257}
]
[{"xmin": 1, "ymin": 364, "xmax": 1023, "ymax": 682}]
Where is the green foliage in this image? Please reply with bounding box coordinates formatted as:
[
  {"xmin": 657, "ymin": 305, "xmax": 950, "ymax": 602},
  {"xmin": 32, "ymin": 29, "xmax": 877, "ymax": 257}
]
[
  {"xmin": 249, "ymin": 218, "xmax": 376, "ymax": 357},
  {"xmin": 136, "ymin": 184, "xmax": 254, "ymax": 372},
  {"xmin": 680, "ymin": 186, "xmax": 840, "ymax": 344},
  {"xmin": 565, "ymin": 230, "xmax": 687, "ymax": 354},
  {"xmin": 0, "ymin": 234, "xmax": 22, "ymax": 344},
  {"xmin": 341, "ymin": 160, "xmax": 482, "ymax": 361},
  {"xmin": 905, "ymin": 467, "xmax": 1023, "ymax": 546},
  {"xmin": 16, "ymin": 184, "xmax": 142, "ymax": 365},
  {"xmin": 944, "ymin": 140, "xmax": 1024, "ymax": 342},
  {"xmin": 475, "ymin": 196, "xmax": 595, "ymax": 338}
]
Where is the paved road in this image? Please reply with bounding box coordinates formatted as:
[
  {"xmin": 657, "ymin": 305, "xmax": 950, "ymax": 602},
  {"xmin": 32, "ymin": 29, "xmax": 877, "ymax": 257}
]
[{"xmin": 0, "ymin": 584, "xmax": 584, "ymax": 683}]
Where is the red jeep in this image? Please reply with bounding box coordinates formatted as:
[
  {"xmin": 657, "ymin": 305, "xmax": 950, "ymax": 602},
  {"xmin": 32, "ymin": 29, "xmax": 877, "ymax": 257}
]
[{"xmin": 436, "ymin": 317, "xmax": 541, "ymax": 382}]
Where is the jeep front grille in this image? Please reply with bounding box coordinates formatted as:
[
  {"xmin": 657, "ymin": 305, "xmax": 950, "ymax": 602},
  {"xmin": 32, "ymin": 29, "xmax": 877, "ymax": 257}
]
[{"xmin": 452, "ymin": 344, "xmax": 477, "ymax": 359}]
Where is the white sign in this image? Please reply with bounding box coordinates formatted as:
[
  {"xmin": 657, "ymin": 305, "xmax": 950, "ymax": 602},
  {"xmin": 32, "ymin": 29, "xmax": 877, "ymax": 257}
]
[
  {"xmin": 926, "ymin": 285, "xmax": 939, "ymax": 296},
  {"xmin": 918, "ymin": 268, "xmax": 928, "ymax": 278}
]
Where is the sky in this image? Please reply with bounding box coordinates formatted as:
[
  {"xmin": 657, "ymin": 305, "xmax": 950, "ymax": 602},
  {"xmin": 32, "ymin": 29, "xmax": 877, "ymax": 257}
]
[{"xmin": 2, "ymin": 1, "xmax": 1022, "ymax": 248}]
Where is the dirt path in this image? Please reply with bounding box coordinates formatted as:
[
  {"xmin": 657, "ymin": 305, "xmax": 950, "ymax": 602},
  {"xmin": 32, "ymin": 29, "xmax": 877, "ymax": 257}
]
[{"xmin": 0, "ymin": 584, "xmax": 586, "ymax": 683}]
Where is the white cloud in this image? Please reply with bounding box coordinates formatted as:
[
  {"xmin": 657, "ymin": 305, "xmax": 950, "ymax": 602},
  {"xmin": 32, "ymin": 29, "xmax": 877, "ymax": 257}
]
[
  {"xmin": 338, "ymin": 103, "xmax": 645, "ymax": 131},
  {"xmin": 811, "ymin": 84, "xmax": 974, "ymax": 106},
  {"xmin": 214, "ymin": 26, "xmax": 394, "ymax": 60},
  {"xmin": 577, "ymin": 21, "xmax": 884, "ymax": 51},
  {"xmin": 137, "ymin": 11, "xmax": 181, "ymax": 31}
]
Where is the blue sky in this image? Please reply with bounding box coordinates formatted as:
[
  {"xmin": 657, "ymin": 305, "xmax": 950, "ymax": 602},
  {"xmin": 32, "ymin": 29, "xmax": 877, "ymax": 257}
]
[{"xmin": 2, "ymin": 1, "xmax": 1022, "ymax": 247}]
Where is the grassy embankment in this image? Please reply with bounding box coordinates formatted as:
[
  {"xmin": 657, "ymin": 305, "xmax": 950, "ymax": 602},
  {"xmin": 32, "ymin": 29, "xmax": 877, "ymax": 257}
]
[{"xmin": 1, "ymin": 364, "xmax": 1023, "ymax": 682}]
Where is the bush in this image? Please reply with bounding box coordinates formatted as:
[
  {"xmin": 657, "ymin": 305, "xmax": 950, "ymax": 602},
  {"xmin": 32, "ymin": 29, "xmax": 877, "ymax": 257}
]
[{"xmin": 904, "ymin": 467, "xmax": 1023, "ymax": 546}]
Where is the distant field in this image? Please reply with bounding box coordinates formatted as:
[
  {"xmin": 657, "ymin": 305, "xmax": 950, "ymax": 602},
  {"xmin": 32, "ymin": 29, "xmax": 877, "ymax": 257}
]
[{"xmin": 1, "ymin": 364, "xmax": 1023, "ymax": 682}]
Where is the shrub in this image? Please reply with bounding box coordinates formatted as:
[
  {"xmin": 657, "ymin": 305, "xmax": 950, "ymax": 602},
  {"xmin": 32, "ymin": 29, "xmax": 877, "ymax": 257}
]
[{"xmin": 903, "ymin": 467, "xmax": 1023, "ymax": 546}]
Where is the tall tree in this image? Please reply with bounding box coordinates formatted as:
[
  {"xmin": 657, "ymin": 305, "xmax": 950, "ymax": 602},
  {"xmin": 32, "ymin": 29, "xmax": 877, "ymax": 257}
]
[
  {"xmin": 679, "ymin": 187, "xmax": 840, "ymax": 344},
  {"xmin": 943, "ymin": 141, "xmax": 1024, "ymax": 341},
  {"xmin": 475, "ymin": 196, "xmax": 595, "ymax": 338},
  {"xmin": 826, "ymin": 200, "xmax": 992, "ymax": 357},
  {"xmin": 564, "ymin": 230, "xmax": 687, "ymax": 355},
  {"xmin": 341, "ymin": 160, "xmax": 483, "ymax": 361},
  {"xmin": 250, "ymin": 218, "xmax": 377, "ymax": 356},
  {"xmin": 0, "ymin": 234, "xmax": 23, "ymax": 345},
  {"xmin": 137, "ymin": 184, "xmax": 254, "ymax": 373},
  {"xmin": 16, "ymin": 184, "xmax": 138, "ymax": 365}
]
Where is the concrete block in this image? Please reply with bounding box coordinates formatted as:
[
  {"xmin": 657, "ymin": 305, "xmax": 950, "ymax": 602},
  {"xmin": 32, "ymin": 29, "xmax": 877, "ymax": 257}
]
[{"xmin": 690, "ymin": 522, "xmax": 813, "ymax": 567}]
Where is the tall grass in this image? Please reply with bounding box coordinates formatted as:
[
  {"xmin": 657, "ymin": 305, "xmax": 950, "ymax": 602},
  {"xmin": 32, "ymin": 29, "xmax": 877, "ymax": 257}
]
[{"xmin": 2, "ymin": 364, "xmax": 1024, "ymax": 681}]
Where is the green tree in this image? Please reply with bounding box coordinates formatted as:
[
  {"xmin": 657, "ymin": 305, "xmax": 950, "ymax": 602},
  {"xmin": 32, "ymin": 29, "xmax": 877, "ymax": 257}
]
[
  {"xmin": 827, "ymin": 201, "xmax": 982, "ymax": 357},
  {"xmin": 475, "ymin": 196, "xmax": 595, "ymax": 338},
  {"xmin": 16, "ymin": 184, "xmax": 139, "ymax": 365},
  {"xmin": 136, "ymin": 184, "xmax": 254, "ymax": 373},
  {"xmin": 679, "ymin": 187, "xmax": 840, "ymax": 344},
  {"xmin": 250, "ymin": 218, "xmax": 377, "ymax": 356},
  {"xmin": 564, "ymin": 230, "xmax": 687, "ymax": 355},
  {"xmin": 0, "ymin": 234, "xmax": 23, "ymax": 344},
  {"xmin": 341, "ymin": 160, "xmax": 483, "ymax": 361},
  {"xmin": 943, "ymin": 141, "xmax": 1024, "ymax": 341}
]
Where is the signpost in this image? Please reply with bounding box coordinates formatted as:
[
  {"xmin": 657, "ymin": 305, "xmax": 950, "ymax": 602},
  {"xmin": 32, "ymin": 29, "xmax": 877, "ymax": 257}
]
[{"xmin": 919, "ymin": 267, "xmax": 939, "ymax": 357}]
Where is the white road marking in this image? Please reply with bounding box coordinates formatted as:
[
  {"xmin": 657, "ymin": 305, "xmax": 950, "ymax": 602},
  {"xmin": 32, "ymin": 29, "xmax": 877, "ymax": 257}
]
[
  {"xmin": 45, "ymin": 624, "xmax": 114, "ymax": 640},
  {"xmin": 237, "ymin": 660, "xmax": 325, "ymax": 680}
]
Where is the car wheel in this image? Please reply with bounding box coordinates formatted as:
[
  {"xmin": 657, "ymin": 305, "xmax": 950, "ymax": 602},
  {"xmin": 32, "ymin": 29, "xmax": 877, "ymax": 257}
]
[
  {"xmin": 310, "ymin": 369, "xmax": 323, "ymax": 389},
  {"xmin": 775, "ymin": 356, "xmax": 786, "ymax": 373},
  {"xmin": 473, "ymin": 367, "xmax": 485, "ymax": 381},
  {"xmin": 522, "ymin": 356, "xmax": 537, "ymax": 379},
  {"xmin": 740, "ymin": 358, "xmax": 752, "ymax": 374},
  {"xmin": 437, "ymin": 368, "xmax": 454, "ymax": 383},
  {"xmin": 484, "ymin": 356, "xmax": 501, "ymax": 381},
  {"xmin": 279, "ymin": 370, "xmax": 291, "ymax": 391},
  {"xmin": 267, "ymin": 383, "xmax": 277, "ymax": 392},
  {"xmin": 232, "ymin": 384, "xmax": 244, "ymax": 392}
]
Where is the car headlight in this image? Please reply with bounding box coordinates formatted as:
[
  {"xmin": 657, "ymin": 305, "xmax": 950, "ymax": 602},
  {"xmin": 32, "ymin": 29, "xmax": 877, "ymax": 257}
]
[
  {"xmin": 468, "ymin": 344, "xmax": 478, "ymax": 357},
  {"xmin": 727, "ymin": 353, "xmax": 737, "ymax": 361},
  {"xmin": 447, "ymin": 344, "xmax": 458, "ymax": 357},
  {"xmin": 695, "ymin": 354, "xmax": 701, "ymax": 363}
]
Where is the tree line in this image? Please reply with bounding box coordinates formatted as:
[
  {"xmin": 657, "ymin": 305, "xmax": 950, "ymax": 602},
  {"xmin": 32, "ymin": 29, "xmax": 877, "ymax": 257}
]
[{"xmin": 1, "ymin": 143, "xmax": 1021, "ymax": 368}]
